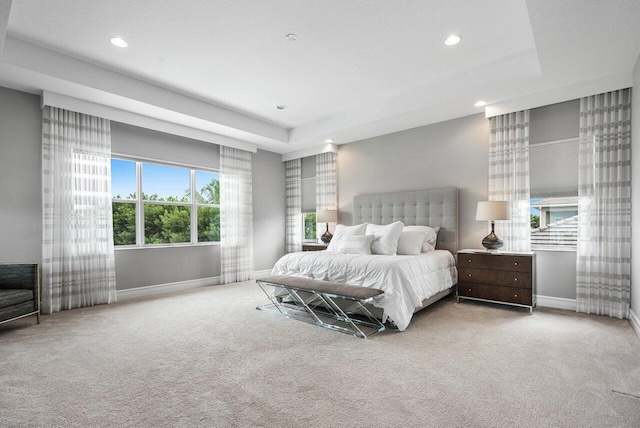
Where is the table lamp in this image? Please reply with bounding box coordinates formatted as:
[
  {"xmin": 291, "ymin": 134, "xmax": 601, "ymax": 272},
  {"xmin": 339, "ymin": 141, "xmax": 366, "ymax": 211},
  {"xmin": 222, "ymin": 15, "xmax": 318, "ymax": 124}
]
[
  {"xmin": 317, "ymin": 209, "xmax": 338, "ymax": 244},
  {"xmin": 476, "ymin": 201, "xmax": 511, "ymax": 250}
]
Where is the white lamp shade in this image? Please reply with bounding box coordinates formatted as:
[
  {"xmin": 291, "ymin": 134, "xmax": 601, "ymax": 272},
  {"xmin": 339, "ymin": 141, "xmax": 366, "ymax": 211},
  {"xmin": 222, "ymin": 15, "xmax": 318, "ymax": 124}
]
[
  {"xmin": 317, "ymin": 209, "xmax": 338, "ymax": 223},
  {"xmin": 476, "ymin": 201, "xmax": 511, "ymax": 221}
]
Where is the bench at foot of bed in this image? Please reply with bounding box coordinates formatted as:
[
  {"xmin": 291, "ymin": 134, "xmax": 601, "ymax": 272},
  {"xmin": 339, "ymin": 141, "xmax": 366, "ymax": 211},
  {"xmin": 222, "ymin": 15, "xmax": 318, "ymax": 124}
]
[{"xmin": 256, "ymin": 275, "xmax": 386, "ymax": 339}]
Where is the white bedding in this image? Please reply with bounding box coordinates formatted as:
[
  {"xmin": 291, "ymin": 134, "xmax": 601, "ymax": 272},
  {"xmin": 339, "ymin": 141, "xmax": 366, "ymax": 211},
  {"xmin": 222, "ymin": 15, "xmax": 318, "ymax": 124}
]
[{"xmin": 271, "ymin": 250, "xmax": 458, "ymax": 331}]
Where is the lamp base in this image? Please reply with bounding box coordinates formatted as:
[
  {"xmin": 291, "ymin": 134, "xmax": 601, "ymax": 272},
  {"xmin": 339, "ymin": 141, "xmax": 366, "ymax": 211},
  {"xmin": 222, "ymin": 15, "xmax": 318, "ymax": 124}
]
[
  {"xmin": 321, "ymin": 223, "xmax": 333, "ymax": 244},
  {"xmin": 481, "ymin": 231, "xmax": 503, "ymax": 250}
]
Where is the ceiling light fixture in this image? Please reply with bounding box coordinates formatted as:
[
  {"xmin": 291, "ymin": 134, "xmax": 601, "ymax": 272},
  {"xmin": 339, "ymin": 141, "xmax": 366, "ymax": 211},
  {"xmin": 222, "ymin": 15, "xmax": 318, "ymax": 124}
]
[
  {"xmin": 444, "ymin": 34, "xmax": 462, "ymax": 46},
  {"xmin": 110, "ymin": 37, "xmax": 128, "ymax": 48},
  {"xmin": 325, "ymin": 139, "xmax": 334, "ymax": 143},
  {"xmin": 474, "ymin": 100, "xmax": 487, "ymax": 107},
  {"xmin": 285, "ymin": 34, "xmax": 297, "ymax": 41},
  {"xmin": 277, "ymin": 105, "xmax": 287, "ymax": 110}
]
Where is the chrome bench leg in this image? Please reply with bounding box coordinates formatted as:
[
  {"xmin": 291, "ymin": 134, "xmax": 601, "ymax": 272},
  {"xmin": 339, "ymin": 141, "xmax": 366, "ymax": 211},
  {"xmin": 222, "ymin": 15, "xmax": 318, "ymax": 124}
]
[{"xmin": 255, "ymin": 280, "xmax": 386, "ymax": 339}]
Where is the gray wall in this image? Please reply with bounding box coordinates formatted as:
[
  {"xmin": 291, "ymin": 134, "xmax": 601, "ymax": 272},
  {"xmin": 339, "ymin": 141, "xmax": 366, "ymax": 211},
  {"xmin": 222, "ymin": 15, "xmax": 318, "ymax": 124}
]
[
  {"xmin": 0, "ymin": 87, "xmax": 42, "ymax": 263},
  {"xmin": 252, "ymin": 149, "xmax": 286, "ymax": 271},
  {"xmin": 0, "ymin": 86, "xmax": 285, "ymax": 291},
  {"xmin": 337, "ymin": 113, "xmax": 490, "ymax": 251},
  {"xmin": 115, "ymin": 245, "xmax": 221, "ymax": 289},
  {"xmin": 530, "ymin": 99, "xmax": 579, "ymax": 144},
  {"xmin": 632, "ymin": 53, "xmax": 640, "ymax": 319},
  {"xmin": 114, "ymin": 172, "xmax": 284, "ymax": 286},
  {"xmin": 111, "ymin": 122, "xmax": 222, "ymax": 289},
  {"xmin": 337, "ymin": 105, "xmax": 579, "ymax": 300},
  {"xmin": 112, "ymin": 122, "xmax": 220, "ymax": 167},
  {"xmin": 112, "ymin": 124, "xmax": 285, "ymax": 289},
  {"xmin": 536, "ymin": 251, "xmax": 576, "ymax": 300}
]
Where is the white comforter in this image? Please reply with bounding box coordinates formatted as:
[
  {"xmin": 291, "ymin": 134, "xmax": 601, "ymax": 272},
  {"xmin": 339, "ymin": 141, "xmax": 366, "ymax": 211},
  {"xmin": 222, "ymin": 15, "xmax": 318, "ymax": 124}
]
[{"xmin": 271, "ymin": 250, "xmax": 458, "ymax": 331}]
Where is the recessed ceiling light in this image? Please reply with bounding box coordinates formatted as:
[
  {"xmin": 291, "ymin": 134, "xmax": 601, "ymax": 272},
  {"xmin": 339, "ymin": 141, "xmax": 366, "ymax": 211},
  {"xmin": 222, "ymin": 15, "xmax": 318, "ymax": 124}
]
[
  {"xmin": 285, "ymin": 34, "xmax": 297, "ymax": 42},
  {"xmin": 325, "ymin": 139, "xmax": 334, "ymax": 143},
  {"xmin": 277, "ymin": 105, "xmax": 287, "ymax": 110},
  {"xmin": 474, "ymin": 100, "xmax": 487, "ymax": 107},
  {"xmin": 110, "ymin": 37, "xmax": 128, "ymax": 48},
  {"xmin": 444, "ymin": 34, "xmax": 462, "ymax": 46}
]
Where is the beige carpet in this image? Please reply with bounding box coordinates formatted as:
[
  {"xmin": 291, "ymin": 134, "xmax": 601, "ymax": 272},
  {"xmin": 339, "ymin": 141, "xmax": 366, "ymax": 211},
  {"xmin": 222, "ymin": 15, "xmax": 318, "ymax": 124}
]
[{"xmin": 1, "ymin": 281, "xmax": 639, "ymax": 427}]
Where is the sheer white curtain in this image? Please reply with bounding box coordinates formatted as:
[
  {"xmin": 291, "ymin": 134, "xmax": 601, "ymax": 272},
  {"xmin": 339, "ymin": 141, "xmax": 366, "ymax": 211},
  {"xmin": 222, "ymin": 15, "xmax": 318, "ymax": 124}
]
[
  {"xmin": 576, "ymin": 89, "xmax": 632, "ymax": 319},
  {"xmin": 285, "ymin": 159, "xmax": 302, "ymax": 253},
  {"xmin": 41, "ymin": 106, "xmax": 116, "ymax": 314},
  {"xmin": 489, "ymin": 110, "xmax": 531, "ymax": 252},
  {"xmin": 316, "ymin": 152, "xmax": 337, "ymax": 239},
  {"xmin": 220, "ymin": 146, "xmax": 254, "ymax": 284}
]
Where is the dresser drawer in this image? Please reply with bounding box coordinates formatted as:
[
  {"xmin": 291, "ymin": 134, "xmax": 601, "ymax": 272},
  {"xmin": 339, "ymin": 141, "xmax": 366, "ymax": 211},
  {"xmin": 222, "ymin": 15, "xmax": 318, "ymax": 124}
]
[
  {"xmin": 458, "ymin": 267, "xmax": 532, "ymax": 289},
  {"xmin": 459, "ymin": 253, "xmax": 532, "ymax": 273},
  {"xmin": 302, "ymin": 244, "xmax": 327, "ymax": 252},
  {"xmin": 458, "ymin": 283, "xmax": 532, "ymax": 306}
]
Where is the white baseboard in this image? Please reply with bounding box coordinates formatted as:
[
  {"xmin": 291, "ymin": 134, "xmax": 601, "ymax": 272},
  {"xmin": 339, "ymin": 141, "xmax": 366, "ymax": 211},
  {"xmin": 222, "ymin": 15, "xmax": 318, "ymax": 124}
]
[
  {"xmin": 254, "ymin": 269, "xmax": 272, "ymax": 279},
  {"xmin": 629, "ymin": 309, "xmax": 640, "ymax": 341},
  {"xmin": 536, "ymin": 295, "xmax": 577, "ymax": 311},
  {"xmin": 117, "ymin": 276, "xmax": 221, "ymax": 301},
  {"xmin": 116, "ymin": 270, "xmax": 272, "ymax": 301}
]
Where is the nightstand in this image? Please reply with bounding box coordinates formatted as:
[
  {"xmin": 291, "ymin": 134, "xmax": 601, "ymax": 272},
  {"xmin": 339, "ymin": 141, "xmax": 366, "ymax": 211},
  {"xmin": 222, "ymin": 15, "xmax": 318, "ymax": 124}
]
[
  {"xmin": 302, "ymin": 243, "xmax": 328, "ymax": 252},
  {"xmin": 456, "ymin": 249, "xmax": 536, "ymax": 314}
]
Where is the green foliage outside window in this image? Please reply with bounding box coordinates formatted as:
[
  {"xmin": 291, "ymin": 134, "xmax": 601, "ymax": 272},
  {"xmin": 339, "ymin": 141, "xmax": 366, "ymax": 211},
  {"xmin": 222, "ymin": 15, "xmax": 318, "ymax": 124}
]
[
  {"xmin": 144, "ymin": 203, "xmax": 191, "ymax": 244},
  {"xmin": 194, "ymin": 179, "xmax": 220, "ymax": 205},
  {"xmin": 304, "ymin": 213, "xmax": 316, "ymax": 240},
  {"xmin": 195, "ymin": 177, "xmax": 220, "ymax": 242},
  {"xmin": 530, "ymin": 214, "xmax": 540, "ymax": 229},
  {"xmin": 112, "ymin": 177, "xmax": 220, "ymax": 246},
  {"xmin": 112, "ymin": 201, "xmax": 136, "ymax": 245},
  {"xmin": 198, "ymin": 206, "xmax": 220, "ymax": 242}
]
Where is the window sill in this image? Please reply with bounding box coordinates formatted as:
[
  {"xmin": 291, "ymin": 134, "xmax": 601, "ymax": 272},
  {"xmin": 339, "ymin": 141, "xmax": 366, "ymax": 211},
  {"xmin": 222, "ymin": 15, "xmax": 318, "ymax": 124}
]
[{"xmin": 115, "ymin": 242, "xmax": 220, "ymax": 250}]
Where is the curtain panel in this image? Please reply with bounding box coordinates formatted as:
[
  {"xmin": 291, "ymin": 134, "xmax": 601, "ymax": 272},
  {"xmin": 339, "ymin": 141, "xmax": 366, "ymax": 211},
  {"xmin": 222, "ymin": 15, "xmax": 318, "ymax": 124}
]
[
  {"xmin": 488, "ymin": 110, "xmax": 531, "ymax": 252},
  {"xmin": 220, "ymin": 146, "xmax": 254, "ymax": 284},
  {"xmin": 285, "ymin": 159, "xmax": 302, "ymax": 253},
  {"xmin": 576, "ymin": 88, "xmax": 632, "ymax": 319},
  {"xmin": 41, "ymin": 106, "xmax": 117, "ymax": 314},
  {"xmin": 316, "ymin": 152, "xmax": 337, "ymax": 240},
  {"xmin": 316, "ymin": 152, "xmax": 337, "ymax": 210}
]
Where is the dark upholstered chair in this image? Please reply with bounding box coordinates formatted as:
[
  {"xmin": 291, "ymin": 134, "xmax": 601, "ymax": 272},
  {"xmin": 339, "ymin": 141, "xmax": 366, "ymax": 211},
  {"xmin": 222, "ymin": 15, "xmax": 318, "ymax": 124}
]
[{"xmin": 0, "ymin": 263, "xmax": 40, "ymax": 325}]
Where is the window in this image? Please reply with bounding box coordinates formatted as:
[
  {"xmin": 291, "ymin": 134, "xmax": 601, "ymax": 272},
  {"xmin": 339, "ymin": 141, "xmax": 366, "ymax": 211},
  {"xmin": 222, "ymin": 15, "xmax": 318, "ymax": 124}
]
[
  {"xmin": 529, "ymin": 139, "xmax": 578, "ymax": 249},
  {"xmin": 303, "ymin": 212, "xmax": 316, "ymax": 242},
  {"xmin": 195, "ymin": 170, "xmax": 220, "ymax": 242},
  {"xmin": 111, "ymin": 157, "xmax": 220, "ymax": 247},
  {"xmin": 143, "ymin": 163, "xmax": 191, "ymax": 244},
  {"xmin": 112, "ymin": 159, "xmax": 137, "ymax": 245}
]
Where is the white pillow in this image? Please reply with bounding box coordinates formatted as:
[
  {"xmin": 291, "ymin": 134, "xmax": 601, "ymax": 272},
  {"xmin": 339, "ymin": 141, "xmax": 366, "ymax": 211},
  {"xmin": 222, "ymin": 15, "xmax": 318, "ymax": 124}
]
[
  {"xmin": 403, "ymin": 225, "xmax": 440, "ymax": 252},
  {"xmin": 326, "ymin": 223, "xmax": 368, "ymax": 253},
  {"xmin": 366, "ymin": 221, "xmax": 404, "ymax": 255},
  {"xmin": 397, "ymin": 231, "xmax": 427, "ymax": 255},
  {"xmin": 337, "ymin": 235, "xmax": 375, "ymax": 255}
]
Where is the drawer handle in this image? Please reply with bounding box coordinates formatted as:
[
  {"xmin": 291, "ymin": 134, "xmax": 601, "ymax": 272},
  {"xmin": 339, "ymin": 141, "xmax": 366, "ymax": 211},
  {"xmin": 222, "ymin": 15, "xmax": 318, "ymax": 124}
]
[
  {"xmin": 514, "ymin": 278, "xmax": 518, "ymax": 282},
  {"xmin": 468, "ymin": 274, "xmax": 472, "ymax": 277},
  {"xmin": 468, "ymin": 259, "xmax": 472, "ymax": 263},
  {"xmin": 514, "ymin": 294, "xmax": 518, "ymax": 298},
  {"xmin": 514, "ymin": 262, "xmax": 518, "ymax": 266},
  {"xmin": 468, "ymin": 288, "xmax": 472, "ymax": 292}
]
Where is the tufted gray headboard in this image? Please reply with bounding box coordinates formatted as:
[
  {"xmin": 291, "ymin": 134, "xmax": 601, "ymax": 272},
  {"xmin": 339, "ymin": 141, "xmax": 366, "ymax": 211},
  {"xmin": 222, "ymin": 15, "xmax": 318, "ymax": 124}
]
[{"xmin": 352, "ymin": 187, "xmax": 459, "ymax": 254}]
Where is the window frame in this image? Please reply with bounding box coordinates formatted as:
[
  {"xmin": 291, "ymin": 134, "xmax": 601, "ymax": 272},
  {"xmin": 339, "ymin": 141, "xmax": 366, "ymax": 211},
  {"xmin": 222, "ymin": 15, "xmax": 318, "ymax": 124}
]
[{"xmin": 111, "ymin": 154, "xmax": 220, "ymax": 249}]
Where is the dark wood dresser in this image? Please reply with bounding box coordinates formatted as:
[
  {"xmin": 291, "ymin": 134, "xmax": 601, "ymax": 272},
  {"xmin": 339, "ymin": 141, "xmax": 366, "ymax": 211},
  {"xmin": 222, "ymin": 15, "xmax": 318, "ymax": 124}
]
[
  {"xmin": 456, "ymin": 249, "xmax": 536, "ymax": 314},
  {"xmin": 302, "ymin": 243, "xmax": 328, "ymax": 252}
]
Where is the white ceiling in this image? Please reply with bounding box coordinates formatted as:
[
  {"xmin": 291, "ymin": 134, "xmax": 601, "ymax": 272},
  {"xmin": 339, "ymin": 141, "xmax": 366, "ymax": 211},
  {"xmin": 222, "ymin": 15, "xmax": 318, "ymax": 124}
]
[{"xmin": 1, "ymin": 0, "xmax": 639, "ymax": 155}]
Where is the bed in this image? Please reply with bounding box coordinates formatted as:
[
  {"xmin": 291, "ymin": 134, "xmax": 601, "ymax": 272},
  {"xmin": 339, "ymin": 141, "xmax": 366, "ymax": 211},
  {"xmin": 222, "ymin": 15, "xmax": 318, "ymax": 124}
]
[{"xmin": 268, "ymin": 187, "xmax": 459, "ymax": 332}]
